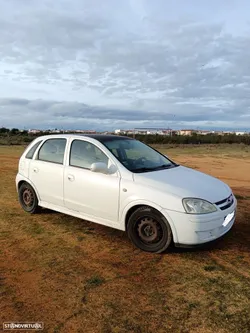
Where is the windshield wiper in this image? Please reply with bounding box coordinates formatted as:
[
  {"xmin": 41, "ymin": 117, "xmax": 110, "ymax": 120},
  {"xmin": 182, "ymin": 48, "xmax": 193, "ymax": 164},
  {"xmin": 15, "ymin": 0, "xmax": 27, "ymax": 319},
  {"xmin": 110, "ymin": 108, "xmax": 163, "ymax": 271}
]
[
  {"xmin": 152, "ymin": 164, "xmax": 174, "ymax": 170},
  {"xmin": 131, "ymin": 164, "xmax": 175, "ymax": 173},
  {"xmin": 131, "ymin": 167, "xmax": 156, "ymax": 173}
]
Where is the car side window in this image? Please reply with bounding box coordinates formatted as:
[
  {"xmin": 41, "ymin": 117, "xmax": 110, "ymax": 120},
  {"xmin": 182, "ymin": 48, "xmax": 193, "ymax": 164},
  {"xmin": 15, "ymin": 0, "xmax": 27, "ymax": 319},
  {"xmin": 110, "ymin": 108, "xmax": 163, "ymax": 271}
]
[
  {"xmin": 25, "ymin": 140, "xmax": 42, "ymax": 159},
  {"xmin": 70, "ymin": 140, "xmax": 108, "ymax": 169},
  {"xmin": 38, "ymin": 139, "xmax": 66, "ymax": 164}
]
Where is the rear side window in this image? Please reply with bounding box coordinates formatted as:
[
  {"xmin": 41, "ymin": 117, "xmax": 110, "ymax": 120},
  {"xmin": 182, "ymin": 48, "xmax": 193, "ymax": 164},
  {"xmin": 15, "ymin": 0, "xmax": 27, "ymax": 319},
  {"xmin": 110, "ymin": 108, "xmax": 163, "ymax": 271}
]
[
  {"xmin": 25, "ymin": 141, "xmax": 42, "ymax": 159},
  {"xmin": 38, "ymin": 139, "xmax": 66, "ymax": 164}
]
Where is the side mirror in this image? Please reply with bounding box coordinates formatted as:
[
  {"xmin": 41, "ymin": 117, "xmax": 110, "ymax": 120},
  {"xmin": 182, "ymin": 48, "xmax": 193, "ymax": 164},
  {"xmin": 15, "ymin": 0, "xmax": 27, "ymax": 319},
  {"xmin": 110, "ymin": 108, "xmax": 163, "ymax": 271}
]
[
  {"xmin": 90, "ymin": 162, "xmax": 109, "ymax": 174},
  {"xmin": 108, "ymin": 164, "xmax": 118, "ymax": 174},
  {"xmin": 90, "ymin": 162, "xmax": 118, "ymax": 175}
]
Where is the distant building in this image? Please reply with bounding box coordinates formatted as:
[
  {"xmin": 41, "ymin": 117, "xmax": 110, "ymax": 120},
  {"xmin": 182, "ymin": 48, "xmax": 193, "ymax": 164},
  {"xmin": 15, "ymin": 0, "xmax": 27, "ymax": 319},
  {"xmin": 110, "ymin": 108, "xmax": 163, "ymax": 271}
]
[
  {"xmin": 115, "ymin": 129, "xmax": 134, "ymax": 135},
  {"xmin": 134, "ymin": 128, "xmax": 168, "ymax": 133},
  {"xmin": 75, "ymin": 130, "xmax": 96, "ymax": 134},
  {"xmin": 134, "ymin": 128, "xmax": 173, "ymax": 135},
  {"xmin": 63, "ymin": 129, "xmax": 96, "ymax": 134},
  {"xmin": 214, "ymin": 131, "xmax": 225, "ymax": 136},
  {"xmin": 28, "ymin": 129, "xmax": 41, "ymax": 134},
  {"xmin": 178, "ymin": 129, "xmax": 197, "ymax": 136},
  {"xmin": 115, "ymin": 128, "xmax": 175, "ymax": 136},
  {"xmin": 162, "ymin": 129, "xmax": 173, "ymax": 135},
  {"xmin": 114, "ymin": 128, "xmax": 250, "ymax": 137},
  {"xmin": 197, "ymin": 130, "xmax": 214, "ymax": 135},
  {"xmin": 235, "ymin": 131, "xmax": 247, "ymax": 135},
  {"xmin": 223, "ymin": 131, "xmax": 235, "ymax": 135}
]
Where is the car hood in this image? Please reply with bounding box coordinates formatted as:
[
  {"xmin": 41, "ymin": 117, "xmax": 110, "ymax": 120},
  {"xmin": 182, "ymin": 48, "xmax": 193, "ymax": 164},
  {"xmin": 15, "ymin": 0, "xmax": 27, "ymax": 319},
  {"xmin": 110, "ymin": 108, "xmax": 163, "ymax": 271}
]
[{"xmin": 133, "ymin": 166, "xmax": 231, "ymax": 203}]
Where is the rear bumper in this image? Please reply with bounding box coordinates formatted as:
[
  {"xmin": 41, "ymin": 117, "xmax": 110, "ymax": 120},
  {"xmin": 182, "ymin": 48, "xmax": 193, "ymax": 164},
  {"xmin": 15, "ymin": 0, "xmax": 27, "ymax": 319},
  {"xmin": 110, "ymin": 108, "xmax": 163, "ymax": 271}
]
[
  {"xmin": 15, "ymin": 173, "xmax": 21, "ymax": 191},
  {"xmin": 162, "ymin": 199, "xmax": 237, "ymax": 246}
]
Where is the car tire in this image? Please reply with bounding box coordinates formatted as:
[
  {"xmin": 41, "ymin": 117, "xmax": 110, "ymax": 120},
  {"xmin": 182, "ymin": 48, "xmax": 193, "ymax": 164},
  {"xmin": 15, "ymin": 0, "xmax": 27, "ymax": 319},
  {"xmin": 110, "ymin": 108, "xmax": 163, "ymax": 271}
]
[
  {"xmin": 127, "ymin": 206, "xmax": 172, "ymax": 253},
  {"xmin": 18, "ymin": 182, "xmax": 40, "ymax": 214}
]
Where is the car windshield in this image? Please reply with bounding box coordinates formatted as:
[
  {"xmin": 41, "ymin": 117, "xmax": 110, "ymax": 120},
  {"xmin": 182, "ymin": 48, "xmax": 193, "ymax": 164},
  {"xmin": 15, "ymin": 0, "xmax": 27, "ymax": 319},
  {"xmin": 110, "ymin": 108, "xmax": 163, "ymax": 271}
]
[{"xmin": 102, "ymin": 138, "xmax": 178, "ymax": 173}]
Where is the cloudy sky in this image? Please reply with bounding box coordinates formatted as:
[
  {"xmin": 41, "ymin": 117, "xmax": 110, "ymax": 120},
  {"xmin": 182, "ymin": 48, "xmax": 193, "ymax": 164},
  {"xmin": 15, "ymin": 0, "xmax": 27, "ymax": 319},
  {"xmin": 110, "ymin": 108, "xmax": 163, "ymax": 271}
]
[{"xmin": 0, "ymin": 0, "xmax": 250, "ymax": 130}]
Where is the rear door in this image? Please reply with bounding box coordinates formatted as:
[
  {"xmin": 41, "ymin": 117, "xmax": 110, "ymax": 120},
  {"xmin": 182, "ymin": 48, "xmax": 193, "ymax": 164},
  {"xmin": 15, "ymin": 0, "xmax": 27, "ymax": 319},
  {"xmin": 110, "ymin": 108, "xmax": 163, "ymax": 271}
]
[{"xmin": 29, "ymin": 138, "xmax": 67, "ymax": 206}]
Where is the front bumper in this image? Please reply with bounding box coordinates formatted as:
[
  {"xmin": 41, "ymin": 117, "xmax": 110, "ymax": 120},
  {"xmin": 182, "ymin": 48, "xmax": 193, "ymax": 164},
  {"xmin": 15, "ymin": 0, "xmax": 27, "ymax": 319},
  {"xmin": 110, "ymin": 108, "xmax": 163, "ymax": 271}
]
[
  {"xmin": 174, "ymin": 231, "xmax": 233, "ymax": 248},
  {"xmin": 162, "ymin": 199, "xmax": 237, "ymax": 246}
]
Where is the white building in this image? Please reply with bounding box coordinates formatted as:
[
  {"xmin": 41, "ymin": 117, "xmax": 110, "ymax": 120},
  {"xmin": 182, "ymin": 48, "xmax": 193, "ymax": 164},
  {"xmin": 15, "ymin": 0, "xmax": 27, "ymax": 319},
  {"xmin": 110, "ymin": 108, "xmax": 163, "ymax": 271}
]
[
  {"xmin": 115, "ymin": 129, "xmax": 122, "ymax": 134},
  {"xmin": 28, "ymin": 129, "xmax": 41, "ymax": 134},
  {"xmin": 235, "ymin": 131, "xmax": 247, "ymax": 135},
  {"xmin": 134, "ymin": 128, "xmax": 172, "ymax": 135}
]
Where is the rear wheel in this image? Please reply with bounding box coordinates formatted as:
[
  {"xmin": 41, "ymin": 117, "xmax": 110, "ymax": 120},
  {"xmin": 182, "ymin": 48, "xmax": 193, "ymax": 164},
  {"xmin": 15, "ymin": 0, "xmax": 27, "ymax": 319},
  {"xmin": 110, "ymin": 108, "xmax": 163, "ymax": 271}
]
[
  {"xmin": 18, "ymin": 182, "xmax": 40, "ymax": 214},
  {"xmin": 127, "ymin": 206, "xmax": 172, "ymax": 253}
]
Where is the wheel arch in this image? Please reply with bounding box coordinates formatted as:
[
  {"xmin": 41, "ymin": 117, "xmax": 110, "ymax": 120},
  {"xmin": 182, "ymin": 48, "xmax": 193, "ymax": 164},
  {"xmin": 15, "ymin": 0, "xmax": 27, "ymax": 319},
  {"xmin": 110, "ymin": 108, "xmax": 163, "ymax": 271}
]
[
  {"xmin": 18, "ymin": 180, "xmax": 27, "ymax": 190},
  {"xmin": 17, "ymin": 179, "xmax": 41, "ymax": 202},
  {"xmin": 123, "ymin": 202, "xmax": 178, "ymax": 243},
  {"xmin": 125, "ymin": 204, "xmax": 147, "ymax": 231}
]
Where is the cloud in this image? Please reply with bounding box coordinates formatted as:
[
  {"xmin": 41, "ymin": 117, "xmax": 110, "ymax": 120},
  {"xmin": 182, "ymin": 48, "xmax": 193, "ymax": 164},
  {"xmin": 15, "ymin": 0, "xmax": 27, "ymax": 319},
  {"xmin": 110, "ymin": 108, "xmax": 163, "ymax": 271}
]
[
  {"xmin": 0, "ymin": 97, "xmax": 249, "ymax": 131},
  {"xmin": 0, "ymin": 0, "xmax": 249, "ymax": 130}
]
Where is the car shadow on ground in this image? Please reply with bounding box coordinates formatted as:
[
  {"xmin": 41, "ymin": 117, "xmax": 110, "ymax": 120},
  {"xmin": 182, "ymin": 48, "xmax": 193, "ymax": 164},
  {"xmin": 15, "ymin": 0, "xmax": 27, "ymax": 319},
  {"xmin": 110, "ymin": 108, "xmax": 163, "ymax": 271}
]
[
  {"xmin": 37, "ymin": 208, "xmax": 249, "ymax": 254},
  {"xmin": 38, "ymin": 208, "xmax": 59, "ymax": 214}
]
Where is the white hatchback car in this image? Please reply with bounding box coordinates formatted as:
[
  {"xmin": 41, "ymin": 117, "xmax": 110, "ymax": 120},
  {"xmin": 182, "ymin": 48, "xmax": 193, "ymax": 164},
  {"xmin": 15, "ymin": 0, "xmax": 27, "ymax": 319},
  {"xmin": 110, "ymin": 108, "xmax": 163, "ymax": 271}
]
[{"xmin": 16, "ymin": 134, "xmax": 237, "ymax": 253}]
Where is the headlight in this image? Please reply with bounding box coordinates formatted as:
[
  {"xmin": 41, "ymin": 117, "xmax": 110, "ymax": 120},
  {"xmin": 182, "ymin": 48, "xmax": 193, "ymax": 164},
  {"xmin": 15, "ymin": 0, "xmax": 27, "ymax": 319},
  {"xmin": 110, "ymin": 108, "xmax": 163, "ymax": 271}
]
[{"xmin": 182, "ymin": 198, "xmax": 217, "ymax": 214}]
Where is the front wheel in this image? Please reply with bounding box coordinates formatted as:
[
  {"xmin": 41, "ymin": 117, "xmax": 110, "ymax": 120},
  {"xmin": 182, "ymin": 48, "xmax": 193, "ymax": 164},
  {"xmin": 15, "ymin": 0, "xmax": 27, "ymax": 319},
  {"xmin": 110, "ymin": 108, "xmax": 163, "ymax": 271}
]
[
  {"xmin": 18, "ymin": 182, "xmax": 40, "ymax": 214},
  {"xmin": 127, "ymin": 206, "xmax": 172, "ymax": 253}
]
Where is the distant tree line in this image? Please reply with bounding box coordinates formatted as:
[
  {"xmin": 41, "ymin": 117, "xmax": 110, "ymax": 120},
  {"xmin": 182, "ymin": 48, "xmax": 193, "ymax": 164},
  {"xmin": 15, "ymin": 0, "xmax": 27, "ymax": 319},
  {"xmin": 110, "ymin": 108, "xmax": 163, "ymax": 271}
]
[
  {"xmin": 124, "ymin": 133, "xmax": 250, "ymax": 145},
  {"xmin": 0, "ymin": 127, "xmax": 250, "ymax": 145}
]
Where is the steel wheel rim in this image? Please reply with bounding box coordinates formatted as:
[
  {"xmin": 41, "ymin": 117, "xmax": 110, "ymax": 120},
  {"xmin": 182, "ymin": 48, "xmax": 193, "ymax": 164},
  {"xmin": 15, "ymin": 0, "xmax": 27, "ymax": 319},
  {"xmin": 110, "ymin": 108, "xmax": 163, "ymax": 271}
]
[
  {"xmin": 137, "ymin": 217, "xmax": 163, "ymax": 244},
  {"xmin": 22, "ymin": 188, "xmax": 34, "ymax": 207}
]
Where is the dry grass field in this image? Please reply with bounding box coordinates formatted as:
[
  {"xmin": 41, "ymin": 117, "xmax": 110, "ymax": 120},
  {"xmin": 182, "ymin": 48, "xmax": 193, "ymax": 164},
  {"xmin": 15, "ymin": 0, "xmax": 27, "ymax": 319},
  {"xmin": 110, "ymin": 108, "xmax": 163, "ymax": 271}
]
[{"xmin": 1, "ymin": 144, "xmax": 250, "ymax": 333}]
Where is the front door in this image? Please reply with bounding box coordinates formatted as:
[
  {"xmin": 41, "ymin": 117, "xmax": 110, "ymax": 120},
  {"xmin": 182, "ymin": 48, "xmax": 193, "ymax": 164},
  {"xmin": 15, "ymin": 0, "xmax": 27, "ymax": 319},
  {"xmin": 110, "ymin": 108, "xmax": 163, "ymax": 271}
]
[{"xmin": 64, "ymin": 139, "xmax": 120, "ymax": 222}]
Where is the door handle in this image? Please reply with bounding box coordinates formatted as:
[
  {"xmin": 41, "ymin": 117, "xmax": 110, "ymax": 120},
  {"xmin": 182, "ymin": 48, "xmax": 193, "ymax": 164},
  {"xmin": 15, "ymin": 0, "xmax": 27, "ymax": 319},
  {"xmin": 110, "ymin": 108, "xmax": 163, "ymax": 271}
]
[
  {"xmin": 67, "ymin": 174, "xmax": 75, "ymax": 181},
  {"xmin": 33, "ymin": 167, "xmax": 39, "ymax": 173}
]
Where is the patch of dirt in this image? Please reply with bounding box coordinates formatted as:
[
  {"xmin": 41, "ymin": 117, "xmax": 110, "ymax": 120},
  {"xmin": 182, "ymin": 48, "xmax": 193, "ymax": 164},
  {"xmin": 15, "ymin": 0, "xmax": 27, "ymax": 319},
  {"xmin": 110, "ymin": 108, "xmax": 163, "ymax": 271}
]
[{"xmin": 1, "ymin": 146, "xmax": 250, "ymax": 333}]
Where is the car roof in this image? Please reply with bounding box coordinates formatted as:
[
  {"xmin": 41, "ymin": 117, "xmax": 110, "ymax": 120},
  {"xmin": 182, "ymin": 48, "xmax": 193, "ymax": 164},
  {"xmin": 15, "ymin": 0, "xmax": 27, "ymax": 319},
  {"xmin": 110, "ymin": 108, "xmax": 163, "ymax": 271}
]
[
  {"xmin": 82, "ymin": 134, "xmax": 133, "ymax": 142},
  {"xmin": 37, "ymin": 134, "xmax": 133, "ymax": 143}
]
